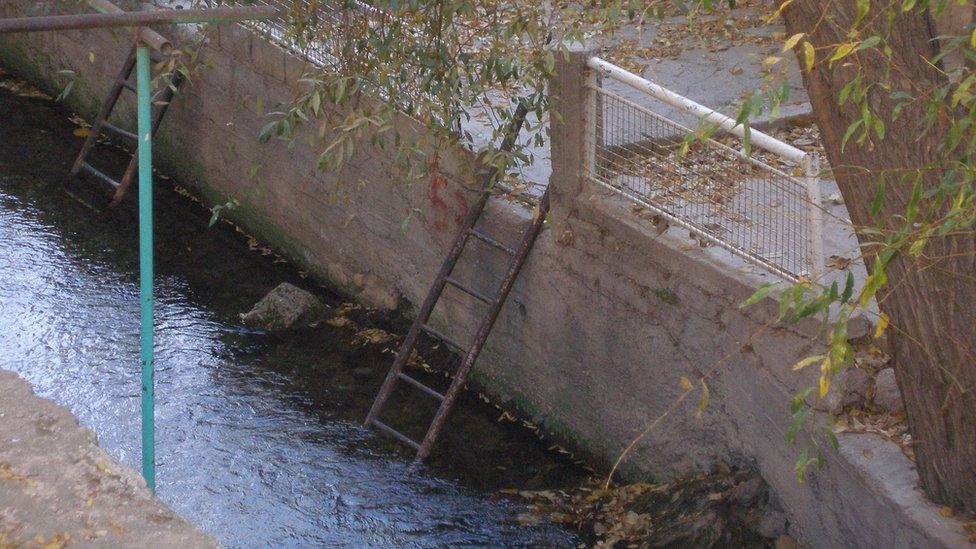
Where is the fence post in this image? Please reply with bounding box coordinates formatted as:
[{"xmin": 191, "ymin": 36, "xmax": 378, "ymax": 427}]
[
  {"xmin": 549, "ymin": 45, "xmax": 596, "ymax": 223},
  {"xmin": 803, "ymin": 153, "xmax": 825, "ymax": 277}
]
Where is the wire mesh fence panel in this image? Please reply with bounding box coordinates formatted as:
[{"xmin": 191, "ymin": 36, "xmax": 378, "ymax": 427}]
[
  {"xmin": 214, "ymin": 0, "xmax": 348, "ymax": 68},
  {"xmin": 587, "ymin": 85, "xmax": 816, "ymax": 281},
  {"xmin": 201, "ymin": 0, "xmax": 395, "ymax": 70}
]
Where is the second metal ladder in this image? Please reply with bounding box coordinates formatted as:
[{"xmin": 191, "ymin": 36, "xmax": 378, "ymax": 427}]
[
  {"xmin": 365, "ymin": 103, "xmax": 551, "ymax": 460},
  {"xmin": 70, "ymin": 45, "xmax": 183, "ymax": 204}
]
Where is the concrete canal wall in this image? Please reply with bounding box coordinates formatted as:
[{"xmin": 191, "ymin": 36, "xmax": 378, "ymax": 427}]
[{"xmin": 0, "ymin": 1, "xmax": 968, "ymax": 546}]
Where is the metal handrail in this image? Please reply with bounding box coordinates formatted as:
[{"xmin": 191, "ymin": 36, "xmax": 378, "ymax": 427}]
[{"xmin": 587, "ymin": 56, "xmax": 808, "ymax": 164}]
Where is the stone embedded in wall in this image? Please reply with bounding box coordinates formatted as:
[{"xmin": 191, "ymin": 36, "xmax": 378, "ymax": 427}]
[
  {"xmin": 352, "ymin": 272, "xmax": 400, "ymax": 311},
  {"xmin": 326, "ymin": 262, "xmax": 351, "ymax": 287}
]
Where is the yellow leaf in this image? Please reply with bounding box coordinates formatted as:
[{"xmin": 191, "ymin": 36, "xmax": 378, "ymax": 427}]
[
  {"xmin": 766, "ymin": 0, "xmax": 794, "ymax": 24},
  {"xmin": 829, "ymin": 42, "xmax": 856, "ymax": 66},
  {"xmin": 696, "ymin": 379, "xmax": 710, "ymax": 418},
  {"xmin": 763, "ymin": 56, "xmax": 783, "ymax": 66},
  {"xmin": 819, "ymin": 375, "xmax": 830, "ymax": 398},
  {"xmin": 802, "ymin": 41, "xmax": 816, "ymax": 72},
  {"xmin": 783, "ymin": 33, "xmax": 805, "ymax": 52},
  {"xmin": 39, "ymin": 533, "xmax": 70, "ymax": 549},
  {"xmin": 793, "ymin": 354, "xmax": 825, "ymax": 371},
  {"xmin": 325, "ymin": 316, "xmax": 353, "ymax": 328},
  {"xmin": 679, "ymin": 376, "xmax": 693, "ymax": 391},
  {"xmin": 971, "ymin": 28, "xmax": 976, "ymax": 50},
  {"xmin": 909, "ymin": 236, "xmax": 927, "ymax": 257},
  {"xmin": 72, "ymin": 127, "xmax": 91, "ymax": 138},
  {"xmin": 939, "ymin": 506, "xmax": 955, "ymax": 517},
  {"xmin": 873, "ymin": 313, "xmax": 889, "ymax": 339}
]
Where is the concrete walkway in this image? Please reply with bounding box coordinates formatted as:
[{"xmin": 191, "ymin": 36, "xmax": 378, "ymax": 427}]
[{"xmin": 0, "ymin": 370, "xmax": 213, "ymax": 548}]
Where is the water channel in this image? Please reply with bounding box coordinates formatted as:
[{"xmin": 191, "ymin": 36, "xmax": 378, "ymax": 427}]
[{"xmin": 0, "ymin": 69, "xmax": 585, "ymax": 547}]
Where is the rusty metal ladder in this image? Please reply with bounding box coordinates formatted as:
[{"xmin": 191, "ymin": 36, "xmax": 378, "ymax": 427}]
[
  {"xmin": 365, "ymin": 103, "xmax": 551, "ymax": 460},
  {"xmin": 70, "ymin": 45, "xmax": 183, "ymax": 205}
]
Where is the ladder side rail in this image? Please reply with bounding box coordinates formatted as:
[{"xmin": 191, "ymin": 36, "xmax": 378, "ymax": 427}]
[
  {"xmin": 364, "ymin": 102, "xmax": 529, "ymax": 427},
  {"xmin": 71, "ymin": 47, "xmax": 137, "ymax": 176},
  {"xmin": 112, "ymin": 71, "xmax": 186, "ymax": 203},
  {"xmin": 415, "ymin": 188, "xmax": 551, "ymax": 460}
]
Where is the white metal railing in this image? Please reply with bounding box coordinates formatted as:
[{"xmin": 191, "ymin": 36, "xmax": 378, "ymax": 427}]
[{"xmin": 584, "ymin": 57, "xmax": 824, "ymax": 281}]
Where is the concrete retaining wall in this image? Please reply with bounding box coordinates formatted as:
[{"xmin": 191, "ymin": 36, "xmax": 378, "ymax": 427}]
[{"xmin": 0, "ymin": 2, "xmax": 968, "ymax": 546}]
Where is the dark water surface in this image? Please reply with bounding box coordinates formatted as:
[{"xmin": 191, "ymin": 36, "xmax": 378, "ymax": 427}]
[{"xmin": 0, "ymin": 72, "xmax": 583, "ymax": 547}]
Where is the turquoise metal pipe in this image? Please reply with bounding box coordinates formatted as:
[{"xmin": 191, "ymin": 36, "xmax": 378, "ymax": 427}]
[
  {"xmin": 136, "ymin": 43, "xmax": 155, "ymax": 493},
  {"xmin": 0, "ymin": 4, "xmax": 277, "ymax": 496}
]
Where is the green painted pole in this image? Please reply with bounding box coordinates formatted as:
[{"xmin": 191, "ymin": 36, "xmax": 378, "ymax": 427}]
[
  {"xmin": 0, "ymin": 5, "xmax": 277, "ymax": 500},
  {"xmin": 136, "ymin": 42, "xmax": 155, "ymax": 493}
]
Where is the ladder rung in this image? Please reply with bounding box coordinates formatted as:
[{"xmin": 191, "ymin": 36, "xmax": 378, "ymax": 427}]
[
  {"xmin": 79, "ymin": 162, "xmax": 120, "ymax": 189},
  {"xmin": 445, "ymin": 276, "xmax": 495, "ymax": 304},
  {"xmin": 468, "ymin": 229, "xmax": 515, "ymax": 255},
  {"xmin": 419, "ymin": 324, "xmax": 465, "ymax": 354},
  {"xmin": 397, "ymin": 373, "xmax": 445, "ymax": 401},
  {"xmin": 371, "ymin": 419, "xmax": 421, "ymax": 451},
  {"xmin": 102, "ymin": 122, "xmax": 138, "ymax": 142}
]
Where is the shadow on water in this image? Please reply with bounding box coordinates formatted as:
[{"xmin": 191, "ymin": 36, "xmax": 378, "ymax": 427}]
[{"xmin": 0, "ymin": 67, "xmax": 587, "ymax": 547}]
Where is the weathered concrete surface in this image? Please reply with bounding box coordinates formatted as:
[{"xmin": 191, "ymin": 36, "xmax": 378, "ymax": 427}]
[
  {"xmin": 0, "ymin": 3, "xmax": 971, "ymax": 547},
  {"xmin": 0, "ymin": 370, "xmax": 214, "ymax": 547}
]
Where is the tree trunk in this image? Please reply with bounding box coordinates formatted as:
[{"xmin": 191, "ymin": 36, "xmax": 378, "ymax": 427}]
[{"xmin": 780, "ymin": 0, "xmax": 976, "ymax": 513}]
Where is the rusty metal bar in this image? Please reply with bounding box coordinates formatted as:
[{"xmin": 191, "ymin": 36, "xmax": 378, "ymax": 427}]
[
  {"xmin": 86, "ymin": 0, "xmax": 171, "ymax": 54},
  {"xmin": 111, "ymin": 69, "xmax": 185, "ymax": 205},
  {"xmin": 70, "ymin": 46, "xmax": 138, "ymax": 177},
  {"xmin": 0, "ymin": 6, "xmax": 277, "ymax": 34}
]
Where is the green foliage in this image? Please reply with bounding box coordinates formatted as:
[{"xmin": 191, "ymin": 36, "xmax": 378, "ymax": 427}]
[{"xmin": 236, "ymin": 0, "xmax": 746, "ymax": 185}]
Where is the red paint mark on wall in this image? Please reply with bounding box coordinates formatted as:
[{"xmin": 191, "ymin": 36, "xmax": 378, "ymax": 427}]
[
  {"xmin": 452, "ymin": 189, "xmax": 469, "ymax": 226},
  {"xmin": 427, "ymin": 154, "xmax": 469, "ymax": 232}
]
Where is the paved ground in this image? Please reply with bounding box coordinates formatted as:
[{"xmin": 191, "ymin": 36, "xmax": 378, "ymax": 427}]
[{"xmin": 0, "ymin": 370, "xmax": 214, "ymax": 548}]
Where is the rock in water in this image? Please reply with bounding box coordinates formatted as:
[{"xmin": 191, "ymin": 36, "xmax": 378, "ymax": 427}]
[{"xmin": 241, "ymin": 283, "xmax": 327, "ymax": 330}]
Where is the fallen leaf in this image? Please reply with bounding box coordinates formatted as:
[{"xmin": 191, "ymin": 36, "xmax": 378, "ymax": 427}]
[
  {"xmin": 0, "ymin": 463, "xmax": 32, "ymax": 483},
  {"xmin": 326, "ymin": 316, "xmax": 353, "ymax": 328},
  {"xmin": 39, "ymin": 533, "xmax": 70, "ymax": 549}
]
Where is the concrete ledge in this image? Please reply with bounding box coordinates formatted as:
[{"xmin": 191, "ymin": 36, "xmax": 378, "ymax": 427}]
[{"xmin": 0, "ymin": 371, "xmax": 214, "ymax": 547}]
